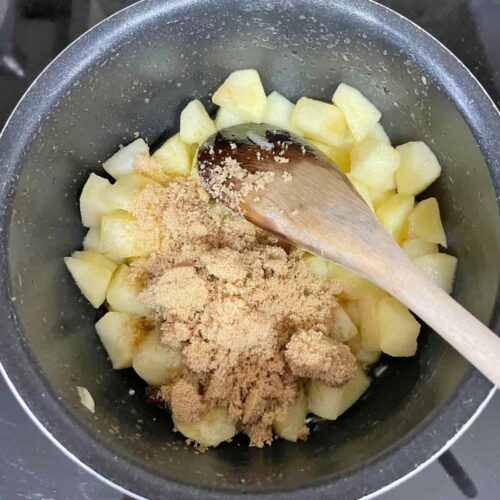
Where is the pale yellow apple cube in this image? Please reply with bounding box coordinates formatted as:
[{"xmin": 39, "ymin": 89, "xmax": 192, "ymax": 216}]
[
  {"xmin": 132, "ymin": 328, "xmax": 184, "ymax": 386},
  {"xmin": 273, "ymin": 393, "xmax": 309, "ymax": 442},
  {"xmin": 310, "ymin": 139, "xmax": 351, "ymax": 171},
  {"xmin": 328, "ymin": 304, "xmax": 358, "ymax": 342},
  {"xmin": 212, "ymin": 69, "xmax": 267, "ymax": 123},
  {"xmin": 101, "ymin": 211, "xmax": 159, "ymax": 258},
  {"xmin": 332, "ymin": 83, "xmax": 381, "ymax": 142},
  {"xmin": 327, "ymin": 145, "xmax": 351, "ymax": 172},
  {"xmin": 83, "ymin": 227, "xmax": 124, "ymax": 264},
  {"xmin": 263, "ymin": 91, "xmax": 299, "ymax": 133},
  {"xmin": 378, "ymin": 297, "xmax": 421, "ymax": 357},
  {"xmin": 291, "ymin": 97, "xmax": 348, "ymax": 147},
  {"xmin": 350, "ymin": 138, "xmax": 401, "ymax": 192},
  {"xmin": 215, "ymin": 107, "xmax": 246, "ymax": 129},
  {"xmin": 64, "ymin": 250, "xmax": 117, "ymax": 308},
  {"xmin": 368, "ymin": 123, "xmax": 391, "ymax": 144},
  {"xmin": 309, "ymin": 140, "xmax": 330, "ymax": 155},
  {"xmin": 346, "ymin": 173, "xmax": 375, "ymax": 212},
  {"xmin": 106, "ymin": 264, "xmax": 152, "ymax": 317},
  {"xmin": 358, "ymin": 294, "xmax": 381, "ymax": 351},
  {"xmin": 152, "ymin": 133, "xmax": 193, "ymax": 177},
  {"xmin": 407, "ymin": 197, "xmax": 447, "ymax": 247},
  {"xmin": 328, "ymin": 262, "xmax": 384, "ymax": 301},
  {"xmin": 396, "ymin": 141, "xmax": 441, "ymax": 196},
  {"xmin": 173, "ymin": 408, "xmax": 237, "ymax": 448},
  {"xmin": 402, "ymin": 239, "xmax": 438, "ymax": 258},
  {"xmin": 369, "ymin": 188, "xmax": 396, "ymax": 209},
  {"xmin": 413, "ymin": 253, "xmax": 457, "ymax": 294},
  {"xmin": 376, "ymin": 193, "xmax": 415, "ymax": 243},
  {"xmin": 80, "ymin": 173, "xmax": 114, "ymax": 227},
  {"xmin": 82, "ymin": 227, "xmax": 102, "ymax": 252},
  {"xmin": 343, "ymin": 300, "xmax": 361, "ymax": 328},
  {"xmin": 95, "ymin": 311, "xmax": 147, "ymax": 369},
  {"xmin": 103, "ymin": 138, "xmax": 149, "ymax": 179},
  {"xmin": 107, "ymin": 173, "xmax": 156, "ymax": 213},
  {"xmin": 180, "ymin": 99, "xmax": 216, "ymax": 144},
  {"xmin": 308, "ymin": 366, "xmax": 370, "ymax": 420},
  {"xmin": 346, "ymin": 334, "xmax": 381, "ymax": 365},
  {"xmin": 303, "ymin": 253, "xmax": 331, "ymax": 278}
]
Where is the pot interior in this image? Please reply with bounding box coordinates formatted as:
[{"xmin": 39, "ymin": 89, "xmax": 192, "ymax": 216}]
[{"xmin": 3, "ymin": 0, "xmax": 499, "ymax": 497}]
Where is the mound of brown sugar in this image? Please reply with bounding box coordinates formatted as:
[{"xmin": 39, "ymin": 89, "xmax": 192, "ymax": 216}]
[
  {"xmin": 131, "ymin": 177, "xmax": 356, "ymax": 447},
  {"xmin": 198, "ymin": 154, "xmax": 275, "ymax": 210}
]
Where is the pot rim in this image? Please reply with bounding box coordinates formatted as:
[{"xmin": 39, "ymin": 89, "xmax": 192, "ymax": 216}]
[{"xmin": 0, "ymin": 0, "xmax": 498, "ymax": 499}]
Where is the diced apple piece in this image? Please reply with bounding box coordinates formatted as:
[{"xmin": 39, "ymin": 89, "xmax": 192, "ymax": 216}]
[
  {"xmin": 368, "ymin": 123, "xmax": 391, "ymax": 144},
  {"xmin": 83, "ymin": 227, "xmax": 124, "ymax": 264},
  {"xmin": 328, "ymin": 304, "xmax": 358, "ymax": 342},
  {"xmin": 151, "ymin": 133, "xmax": 193, "ymax": 177},
  {"xmin": 346, "ymin": 335, "xmax": 381, "ymax": 365},
  {"xmin": 303, "ymin": 253, "xmax": 330, "ymax": 278},
  {"xmin": 378, "ymin": 297, "xmax": 421, "ymax": 357},
  {"xmin": 273, "ymin": 393, "xmax": 309, "ymax": 443},
  {"xmin": 173, "ymin": 408, "xmax": 237, "ymax": 448},
  {"xmin": 101, "ymin": 211, "xmax": 159, "ymax": 258},
  {"xmin": 369, "ymin": 188, "xmax": 396, "ymax": 210},
  {"xmin": 407, "ymin": 198, "xmax": 447, "ymax": 247},
  {"xmin": 95, "ymin": 312, "xmax": 148, "ymax": 369},
  {"xmin": 291, "ymin": 97, "xmax": 348, "ymax": 147},
  {"xmin": 103, "ymin": 138, "xmax": 149, "ymax": 179},
  {"xmin": 180, "ymin": 99, "xmax": 216, "ymax": 144},
  {"xmin": 332, "ymin": 83, "xmax": 381, "ymax": 142},
  {"xmin": 308, "ymin": 366, "xmax": 370, "ymax": 420},
  {"xmin": 79, "ymin": 173, "xmax": 114, "ymax": 227},
  {"xmin": 133, "ymin": 154, "xmax": 170, "ymax": 185},
  {"xmin": 358, "ymin": 294, "xmax": 381, "ymax": 351},
  {"xmin": 413, "ymin": 253, "xmax": 457, "ymax": 294},
  {"xmin": 263, "ymin": 91, "xmax": 299, "ymax": 133},
  {"xmin": 310, "ymin": 138, "xmax": 352, "ymax": 172},
  {"xmin": 376, "ymin": 193, "xmax": 414, "ymax": 243},
  {"xmin": 215, "ymin": 107, "xmax": 246, "ymax": 129},
  {"xmin": 327, "ymin": 145, "xmax": 351, "ymax": 173},
  {"xmin": 328, "ymin": 262, "xmax": 384, "ymax": 301},
  {"xmin": 107, "ymin": 173, "xmax": 156, "ymax": 213},
  {"xmin": 346, "ymin": 173, "xmax": 375, "ymax": 212},
  {"xmin": 212, "ymin": 69, "xmax": 267, "ymax": 123},
  {"xmin": 396, "ymin": 141, "xmax": 441, "ymax": 196},
  {"xmin": 107, "ymin": 264, "xmax": 152, "ymax": 317},
  {"xmin": 132, "ymin": 328, "xmax": 184, "ymax": 385},
  {"xmin": 350, "ymin": 138, "xmax": 401, "ymax": 192},
  {"xmin": 309, "ymin": 140, "xmax": 330, "ymax": 155},
  {"xmin": 64, "ymin": 250, "xmax": 117, "ymax": 308},
  {"xmin": 190, "ymin": 159, "xmax": 201, "ymax": 183},
  {"xmin": 71, "ymin": 249, "xmax": 117, "ymax": 272},
  {"xmin": 273, "ymin": 392, "xmax": 309, "ymax": 442},
  {"xmin": 343, "ymin": 300, "xmax": 361, "ymax": 328},
  {"xmin": 83, "ymin": 226, "xmax": 102, "ymax": 253},
  {"xmin": 402, "ymin": 239, "xmax": 438, "ymax": 258}
]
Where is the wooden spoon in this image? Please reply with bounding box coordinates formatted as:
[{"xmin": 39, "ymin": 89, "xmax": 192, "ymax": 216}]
[{"xmin": 197, "ymin": 123, "xmax": 500, "ymax": 388}]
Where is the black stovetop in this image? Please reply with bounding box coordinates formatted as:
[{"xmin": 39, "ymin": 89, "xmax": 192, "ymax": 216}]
[{"xmin": 1, "ymin": 1, "xmax": 499, "ymax": 499}]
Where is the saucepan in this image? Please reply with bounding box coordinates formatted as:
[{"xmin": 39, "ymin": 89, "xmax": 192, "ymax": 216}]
[{"xmin": 0, "ymin": 0, "xmax": 499, "ymax": 498}]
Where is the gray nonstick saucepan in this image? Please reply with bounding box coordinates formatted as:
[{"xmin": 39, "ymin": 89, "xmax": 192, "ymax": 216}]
[{"xmin": 0, "ymin": 0, "xmax": 499, "ymax": 499}]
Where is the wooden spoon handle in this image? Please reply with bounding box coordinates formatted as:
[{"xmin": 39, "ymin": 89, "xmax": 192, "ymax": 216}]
[{"xmin": 370, "ymin": 248, "xmax": 500, "ymax": 388}]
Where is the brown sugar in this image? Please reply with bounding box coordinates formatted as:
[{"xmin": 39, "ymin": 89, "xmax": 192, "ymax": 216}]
[
  {"xmin": 134, "ymin": 154, "xmax": 170, "ymax": 184},
  {"xmin": 284, "ymin": 330, "xmax": 357, "ymax": 386},
  {"xmin": 132, "ymin": 177, "xmax": 354, "ymax": 447},
  {"xmin": 167, "ymin": 378, "xmax": 207, "ymax": 424},
  {"xmin": 198, "ymin": 155, "xmax": 275, "ymax": 210}
]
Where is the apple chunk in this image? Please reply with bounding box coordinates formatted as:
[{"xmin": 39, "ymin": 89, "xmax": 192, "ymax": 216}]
[
  {"xmin": 308, "ymin": 367, "xmax": 370, "ymax": 420},
  {"xmin": 64, "ymin": 250, "xmax": 117, "ymax": 308}
]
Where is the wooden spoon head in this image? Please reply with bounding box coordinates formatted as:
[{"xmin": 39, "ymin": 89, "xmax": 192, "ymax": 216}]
[{"xmin": 196, "ymin": 124, "xmax": 384, "ymax": 272}]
